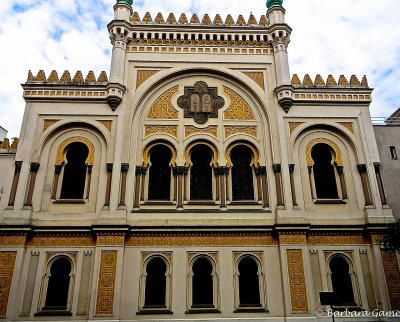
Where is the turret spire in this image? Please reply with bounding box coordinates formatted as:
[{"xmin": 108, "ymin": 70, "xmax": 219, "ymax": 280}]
[
  {"xmin": 117, "ymin": 0, "xmax": 133, "ymax": 5},
  {"xmin": 267, "ymin": 0, "xmax": 283, "ymax": 9}
]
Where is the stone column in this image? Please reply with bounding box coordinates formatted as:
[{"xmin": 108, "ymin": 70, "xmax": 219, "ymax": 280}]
[
  {"xmin": 8, "ymin": 161, "xmax": 22, "ymax": 207},
  {"xmin": 51, "ymin": 165, "xmax": 62, "ymax": 200},
  {"xmin": 214, "ymin": 167, "xmax": 220, "ymax": 202},
  {"xmin": 218, "ymin": 167, "xmax": 227, "ymax": 208},
  {"xmin": 140, "ymin": 167, "xmax": 147, "ymax": 202},
  {"xmin": 337, "ymin": 166, "xmax": 347, "ymax": 199},
  {"xmin": 357, "ymin": 164, "xmax": 372, "ymax": 206},
  {"xmin": 24, "ymin": 162, "xmax": 40, "ymax": 207},
  {"xmin": 86, "ymin": 165, "xmax": 93, "ymax": 199},
  {"xmin": 173, "ymin": 167, "xmax": 178, "ymax": 202},
  {"xmin": 119, "ymin": 164, "xmax": 129, "ymax": 207},
  {"xmin": 273, "ymin": 164, "xmax": 284, "ymax": 206},
  {"xmin": 104, "ymin": 163, "xmax": 113, "ymax": 207},
  {"xmin": 176, "ymin": 167, "xmax": 186, "ymax": 209},
  {"xmin": 133, "ymin": 166, "xmax": 142, "ymax": 209},
  {"xmin": 307, "ymin": 166, "xmax": 315, "ymax": 200},
  {"xmin": 255, "ymin": 167, "xmax": 262, "ymax": 202},
  {"xmin": 288, "ymin": 164, "xmax": 297, "ymax": 206},
  {"xmin": 374, "ymin": 163, "xmax": 387, "ymax": 205},
  {"xmin": 260, "ymin": 166, "xmax": 269, "ymax": 208}
]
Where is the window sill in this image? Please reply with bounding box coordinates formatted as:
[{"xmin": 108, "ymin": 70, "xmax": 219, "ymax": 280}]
[
  {"xmin": 228, "ymin": 200, "xmax": 259, "ymax": 205},
  {"xmin": 34, "ymin": 310, "xmax": 72, "ymax": 316},
  {"xmin": 234, "ymin": 307, "xmax": 268, "ymax": 313},
  {"xmin": 314, "ymin": 199, "xmax": 346, "ymax": 204},
  {"xmin": 52, "ymin": 199, "xmax": 86, "ymax": 204},
  {"xmin": 137, "ymin": 308, "xmax": 172, "ymax": 315},
  {"xmin": 187, "ymin": 201, "xmax": 216, "ymax": 205},
  {"xmin": 186, "ymin": 308, "xmax": 220, "ymax": 314},
  {"xmin": 143, "ymin": 201, "xmax": 175, "ymax": 206}
]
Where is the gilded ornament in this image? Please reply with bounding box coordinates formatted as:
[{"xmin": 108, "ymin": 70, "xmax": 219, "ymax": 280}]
[
  {"xmin": 288, "ymin": 122, "xmax": 303, "ymax": 134},
  {"xmin": 178, "ymin": 13, "xmax": 188, "ymax": 24},
  {"xmin": 27, "ymin": 70, "xmax": 34, "ymax": 82},
  {"xmin": 85, "ymin": 71, "xmax": 96, "ymax": 83},
  {"xmin": 143, "ymin": 141, "xmax": 177, "ymax": 167},
  {"xmin": 291, "ymin": 74, "xmax": 301, "ymax": 86},
  {"xmin": 308, "ymin": 234, "xmax": 367, "ymax": 245},
  {"xmin": 287, "ymin": 249, "xmax": 308, "ymax": 312},
  {"xmin": 223, "ymin": 87, "xmax": 255, "ymax": 120},
  {"xmin": 43, "ymin": 119, "xmax": 60, "ymax": 132},
  {"xmin": 97, "ymin": 71, "xmax": 108, "ymax": 82},
  {"xmin": 236, "ymin": 15, "xmax": 246, "ymax": 25},
  {"xmin": 224, "ymin": 126, "xmax": 257, "ymax": 139},
  {"xmin": 279, "ymin": 234, "xmax": 307, "ymax": 245},
  {"xmin": 56, "ymin": 137, "xmax": 95, "ymax": 166},
  {"xmin": 361, "ymin": 75, "xmax": 369, "ymax": 87},
  {"xmin": 0, "ymin": 138, "xmax": 10, "ymax": 150},
  {"xmin": 185, "ymin": 141, "xmax": 218, "ymax": 167},
  {"xmin": 166, "ymin": 13, "xmax": 176, "ymax": 24},
  {"xmin": 47, "ymin": 70, "xmax": 59, "ymax": 82},
  {"xmin": 154, "ymin": 12, "xmax": 164, "ymax": 23},
  {"xmin": 147, "ymin": 86, "xmax": 179, "ymax": 119},
  {"xmin": 225, "ymin": 14, "xmax": 234, "ymax": 25},
  {"xmin": 201, "ymin": 14, "xmax": 212, "ymax": 25},
  {"xmin": 302, "ymin": 74, "xmax": 313, "ymax": 86},
  {"xmin": 243, "ymin": 72, "xmax": 265, "ymax": 89},
  {"xmin": 185, "ymin": 125, "xmax": 217, "ymax": 138},
  {"xmin": 338, "ymin": 122, "xmax": 354, "ymax": 134},
  {"xmin": 96, "ymin": 235, "xmax": 125, "ymax": 246},
  {"xmin": 381, "ymin": 250, "xmax": 400, "ymax": 309},
  {"xmin": 190, "ymin": 14, "xmax": 200, "ymax": 23},
  {"xmin": 97, "ymin": 120, "xmax": 112, "ymax": 132},
  {"xmin": 60, "ymin": 70, "xmax": 71, "ymax": 83},
  {"xmin": 338, "ymin": 75, "xmax": 349, "ymax": 86},
  {"xmin": 36, "ymin": 70, "xmax": 46, "ymax": 82},
  {"xmin": 144, "ymin": 125, "xmax": 178, "ymax": 138},
  {"xmin": 248, "ymin": 14, "xmax": 257, "ymax": 25},
  {"xmin": 326, "ymin": 75, "xmax": 337, "ymax": 86},
  {"xmin": 259, "ymin": 15, "xmax": 268, "ymax": 26},
  {"xmin": 0, "ymin": 252, "xmax": 17, "ymax": 316},
  {"xmin": 306, "ymin": 138, "xmax": 343, "ymax": 166},
  {"xmin": 73, "ymin": 71, "xmax": 84, "ymax": 83},
  {"xmin": 27, "ymin": 235, "xmax": 95, "ymax": 247},
  {"xmin": 142, "ymin": 12, "xmax": 153, "ymax": 23},
  {"xmin": 0, "ymin": 235, "xmax": 27, "ymax": 247},
  {"xmin": 131, "ymin": 12, "xmax": 141, "ymax": 23},
  {"xmin": 226, "ymin": 141, "xmax": 259, "ymax": 167},
  {"xmin": 136, "ymin": 70, "xmax": 159, "ymax": 89},
  {"xmin": 213, "ymin": 14, "xmax": 223, "ymax": 24},
  {"xmin": 350, "ymin": 75, "xmax": 361, "ymax": 86},
  {"xmin": 314, "ymin": 74, "xmax": 325, "ymax": 86},
  {"xmin": 95, "ymin": 251, "xmax": 118, "ymax": 315}
]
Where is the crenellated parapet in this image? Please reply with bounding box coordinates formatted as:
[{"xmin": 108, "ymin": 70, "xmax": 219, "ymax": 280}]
[
  {"xmin": 26, "ymin": 70, "xmax": 108, "ymax": 84},
  {"xmin": 0, "ymin": 138, "xmax": 19, "ymax": 153},
  {"xmin": 291, "ymin": 74, "xmax": 369, "ymax": 88}
]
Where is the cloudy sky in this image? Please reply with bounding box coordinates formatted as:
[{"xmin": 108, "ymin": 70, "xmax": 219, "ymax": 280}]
[{"xmin": 0, "ymin": 0, "xmax": 399, "ymax": 137}]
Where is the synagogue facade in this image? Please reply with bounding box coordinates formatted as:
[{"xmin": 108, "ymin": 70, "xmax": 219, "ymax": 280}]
[{"xmin": 0, "ymin": 0, "xmax": 399, "ymax": 321}]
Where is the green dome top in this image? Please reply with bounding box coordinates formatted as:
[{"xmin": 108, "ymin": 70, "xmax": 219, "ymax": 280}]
[
  {"xmin": 117, "ymin": 0, "xmax": 133, "ymax": 5},
  {"xmin": 267, "ymin": 0, "xmax": 283, "ymax": 9}
]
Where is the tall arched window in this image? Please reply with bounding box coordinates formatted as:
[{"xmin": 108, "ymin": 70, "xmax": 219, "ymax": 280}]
[
  {"xmin": 238, "ymin": 257, "xmax": 261, "ymax": 306},
  {"xmin": 144, "ymin": 257, "xmax": 167, "ymax": 307},
  {"xmin": 43, "ymin": 257, "xmax": 72, "ymax": 310},
  {"xmin": 311, "ymin": 144, "xmax": 339, "ymax": 199},
  {"xmin": 148, "ymin": 145, "xmax": 172, "ymax": 200},
  {"xmin": 192, "ymin": 257, "xmax": 214, "ymax": 307},
  {"xmin": 60, "ymin": 142, "xmax": 88, "ymax": 199},
  {"xmin": 329, "ymin": 256, "xmax": 357, "ymax": 306},
  {"xmin": 190, "ymin": 145, "xmax": 213, "ymax": 200},
  {"xmin": 231, "ymin": 145, "xmax": 254, "ymax": 200}
]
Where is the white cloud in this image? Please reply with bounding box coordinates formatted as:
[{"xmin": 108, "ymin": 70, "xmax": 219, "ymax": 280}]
[{"xmin": 0, "ymin": 0, "xmax": 399, "ymax": 137}]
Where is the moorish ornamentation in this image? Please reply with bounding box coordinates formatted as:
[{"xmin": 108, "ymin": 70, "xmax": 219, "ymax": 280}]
[
  {"xmin": 381, "ymin": 250, "xmax": 400, "ymax": 310},
  {"xmin": 224, "ymin": 126, "xmax": 257, "ymax": 139},
  {"xmin": 279, "ymin": 234, "xmax": 307, "ymax": 245},
  {"xmin": 97, "ymin": 120, "xmax": 112, "ymax": 132},
  {"xmin": 0, "ymin": 236, "xmax": 27, "ymax": 247},
  {"xmin": 43, "ymin": 119, "xmax": 60, "ymax": 132},
  {"xmin": 185, "ymin": 125, "xmax": 217, "ymax": 138},
  {"xmin": 338, "ymin": 122, "xmax": 354, "ymax": 134},
  {"xmin": 288, "ymin": 122, "xmax": 303, "ymax": 134},
  {"xmin": 136, "ymin": 70, "xmax": 159, "ymax": 89},
  {"xmin": 95, "ymin": 251, "xmax": 118, "ymax": 315},
  {"xmin": 287, "ymin": 249, "xmax": 308, "ymax": 312},
  {"xmin": 0, "ymin": 252, "xmax": 17, "ymax": 316},
  {"xmin": 144, "ymin": 125, "xmax": 178, "ymax": 138},
  {"xmin": 96, "ymin": 235, "xmax": 125, "ymax": 246},
  {"xmin": 56, "ymin": 137, "xmax": 95, "ymax": 166},
  {"xmin": 27, "ymin": 235, "xmax": 95, "ymax": 247},
  {"xmin": 308, "ymin": 234, "xmax": 368, "ymax": 245},
  {"xmin": 185, "ymin": 141, "xmax": 219, "ymax": 167},
  {"xmin": 147, "ymin": 86, "xmax": 179, "ymax": 119},
  {"xmin": 223, "ymin": 87, "xmax": 255, "ymax": 120},
  {"xmin": 177, "ymin": 81, "xmax": 225, "ymax": 124},
  {"xmin": 243, "ymin": 72, "xmax": 265, "ymax": 89},
  {"xmin": 226, "ymin": 141, "xmax": 259, "ymax": 167},
  {"xmin": 306, "ymin": 138, "xmax": 343, "ymax": 166},
  {"xmin": 142, "ymin": 141, "xmax": 177, "ymax": 167}
]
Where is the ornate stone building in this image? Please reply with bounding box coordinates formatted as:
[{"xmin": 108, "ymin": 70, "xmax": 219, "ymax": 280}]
[{"xmin": 0, "ymin": 0, "xmax": 399, "ymax": 321}]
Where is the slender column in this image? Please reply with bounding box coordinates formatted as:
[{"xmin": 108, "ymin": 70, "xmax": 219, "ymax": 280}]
[
  {"xmin": 140, "ymin": 167, "xmax": 147, "ymax": 201},
  {"xmin": 255, "ymin": 167, "xmax": 262, "ymax": 201},
  {"xmin": 119, "ymin": 164, "xmax": 129, "ymax": 207},
  {"xmin": 337, "ymin": 166, "xmax": 347, "ymax": 200},
  {"xmin": 8, "ymin": 161, "xmax": 22, "ymax": 206},
  {"xmin": 214, "ymin": 167, "xmax": 220, "ymax": 201},
  {"xmin": 173, "ymin": 167, "xmax": 178, "ymax": 202},
  {"xmin": 288, "ymin": 164, "xmax": 297, "ymax": 206},
  {"xmin": 225, "ymin": 167, "xmax": 230, "ymax": 202},
  {"xmin": 308, "ymin": 166, "xmax": 315, "ymax": 200},
  {"xmin": 357, "ymin": 164, "xmax": 372, "ymax": 206},
  {"xmin": 51, "ymin": 165, "xmax": 62, "ymax": 199},
  {"xmin": 260, "ymin": 166, "xmax": 269, "ymax": 208},
  {"xmin": 273, "ymin": 164, "xmax": 284, "ymax": 206},
  {"xmin": 104, "ymin": 163, "xmax": 113, "ymax": 207},
  {"xmin": 374, "ymin": 163, "xmax": 387, "ymax": 205},
  {"xmin": 86, "ymin": 165, "xmax": 93, "ymax": 199},
  {"xmin": 219, "ymin": 167, "xmax": 227, "ymax": 208},
  {"xmin": 133, "ymin": 166, "xmax": 142, "ymax": 209},
  {"xmin": 176, "ymin": 167, "xmax": 185, "ymax": 209},
  {"xmin": 24, "ymin": 162, "xmax": 40, "ymax": 206}
]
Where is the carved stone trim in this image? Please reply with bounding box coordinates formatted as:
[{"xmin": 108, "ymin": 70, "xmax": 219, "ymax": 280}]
[
  {"xmin": 143, "ymin": 141, "xmax": 177, "ymax": 167},
  {"xmin": 136, "ymin": 70, "xmax": 159, "ymax": 89},
  {"xmin": 0, "ymin": 252, "xmax": 17, "ymax": 316},
  {"xmin": 144, "ymin": 125, "xmax": 178, "ymax": 138},
  {"xmin": 0, "ymin": 236, "xmax": 27, "ymax": 247},
  {"xmin": 147, "ymin": 86, "xmax": 179, "ymax": 119},
  {"xmin": 243, "ymin": 72, "xmax": 265, "ymax": 89},
  {"xmin": 97, "ymin": 120, "xmax": 112, "ymax": 132},
  {"xmin": 95, "ymin": 251, "xmax": 118, "ymax": 315},
  {"xmin": 308, "ymin": 234, "xmax": 368, "ymax": 245},
  {"xmin": 184, "ymin": 141, "xmax": 218, "ymax": 167},
  {"xmin": 223, "ymin": 86, "xmax": 255, "ymax": 120},
  {"xmin": 27, "ymin": 235, "xmax": 95, "ymax": 247},
  {"xmin": 96, "ymin": 235, "xmax": 125, "ymax": 246},
  {"xmin": 279, "ymin": 234, "xmax": 307, "ymax": 245},
  {"xmin": 224, "ymin": 126, "xmax": 257, "ymax": 139},
  {"xmin": 287, "ymin": 249, "xmax": 308, "ymax": 312},
  {"xmin": 338, "ymin": 122, "xmax": 354, "ymax": 134},
  {"xmin": 226, "ymin": 141, "xmax": 259, "ymax": 168},
  {"xmin": 56, "ymin": 137, "xmax": 95, "ymax": 166},
  {"xmin": 306, "ymin": 138, "xmax": 343, "ymax": 166},
  {"xmin": 185, "ymin": 125, "xmax": 217, "ymax": 138}
]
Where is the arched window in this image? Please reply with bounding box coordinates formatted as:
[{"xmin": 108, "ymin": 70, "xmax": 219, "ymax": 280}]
[
  {"xmin": 231, "ymin": 145, "xmax": 254, "ymax": 200},
  {"xmin": 148, "ymin": 145, "xmax": 172, "ymax": 200},
  {"xmin": 43, "ymin": 257, "xmax": 72, "ymax": 311},
  {"xmin": 329, "ymin": 256, "xmax": 357, "ymax": 306},
  {"xmin": 238, "ymin": 257, "xmax": 261, "ymax": 306},
  {"xmin": 144, "ymin": 257, "xmax": 167, "ymax": 307},
  {"xmin": 190, "ymin": 145, "xmax": 213, "ymax": 200},
  {"xmin": 60, "ymin": 142, "xmax": 88, "ymax": 199},
  {"xmin": 192, "ymin": 257, "xmax": 214, "ymax": 307},
  {"xmin": 311, "ymin": 144, "xmax": 339, "ymax": 199}
]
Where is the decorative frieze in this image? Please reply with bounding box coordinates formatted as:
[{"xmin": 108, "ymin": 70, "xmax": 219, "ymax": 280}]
[
  {"xmin": 96, "ymin": 235, "xmax": 125, "ymax": 246},
  {"xmin": 279, "ymin": 234, "xmax": 307, "ymax": 245},
  {"xmin": 224, "ymin": 126, "xmax": 257, "ymax": 138},
  {"xmin": 308, "ymin": 234, "xmax": 368, "ymax": 245},
  {"xmin": 0, "ymin": 236, "xmax": 27, "ymax": 247},
  {"xmin": 223, "ymin": 87, "xmax": 255, "ymax": 120},
  {"xmin": 95, "ymin": 251, "xmax": 118, "ymax": 315},
  {"xmin": 147, "ymin": 86, "xmax": 179, "ymax": 119},
  {"xmin": 0, "ymin": 252, "xmax": 17, "ymax": 316},
  {"xmin": 185, "ymin": 125, "xmax": 217, "ymax": 138},
  {"xmin": 27, "ymin": 235, "xmax": 95, "ymax": 247},
  {"xmin": 144, "ymin": 125, "xmax": 178, "ymax": 137},
  {"xmin": 127, "ymin": 46, "xmax": 273, "ymax": 55},
  {"xmin": 287, "ymin": 249, "xmax": 308, "ymax": 312}
]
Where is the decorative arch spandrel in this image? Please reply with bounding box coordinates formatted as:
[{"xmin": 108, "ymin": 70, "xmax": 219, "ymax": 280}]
[
  {"xmin": 147, "ymin": 86, "xmax": 179, "ymax": 119},
  {"xmin": 226, "ymin": 141, "xmax": 260, "ymax": 168},
  {"xmin": 306, "ymin": 138, "xmax": 343, "ymax": 166},
  {"xmin": 223, "ymin": 86, "xmax": 255, "ymax": 120},
  {"xmin": 143, "ymin": 141, "xmax": 177, "ymax": 167},
  {"xmin": 56, "ymin": 137, "xmax": 95, "ymax": 165}
]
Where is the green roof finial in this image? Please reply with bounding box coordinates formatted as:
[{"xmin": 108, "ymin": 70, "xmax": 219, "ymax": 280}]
[
  {"xmin": 267, "ymin": 0, "xmax": 283, "ymax": 9},
  {"xmin": 117, "ymin": 0, "xmax": 133, "ymax": 5}
]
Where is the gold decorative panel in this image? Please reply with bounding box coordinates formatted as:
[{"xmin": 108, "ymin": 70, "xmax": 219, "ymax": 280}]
[
  {"xmin": 224, "ymin": 126, "xmax": 257, "ymax": 139},
  {"xmin": 0, "ymin": 236, "xmax": 27, "ymax": 247},
  {"xmin": 95, "ymin": 251, "xmax": 117, "ymax": 315},
  {"xmin": 27, "ymin": 235, "xmax": 95, "ymax": 247},
  {"xmin": 0, "ymin": 252, "xmax": 17, "ymax": 316},
  {"xmin": 338, "ymin": 122, "xmax": 354, "ymax": 134},
  {"xmin": 97, "ymin": 120, "xmax": 112, "ymax": 132},
  {"xmin": 226, "ymin": 141, "xmax": 259, "ymax": 167},
  {"xmin": 143, "ymin": 141, "xmax": 177, "ymax": 167},
  {"xmin": 147, "ymin": 86, "xmax": 179, "ymax": 119},
  {"xmin": 289, "ymin": 122, "xmax": 304, "ymax": 134},
  {"xmin": 287, "ymin": 249, "xmax": 308, "ymax": 312},
  {"xmin": 136, "ymin": 70, "xmax": 159, "ymax": 89},
  {"xmin": 144, "ymin": 125, "xmax": 178, "ymax": 138},
  {"xmin": 56, "ymin": 137, "xmax": 95, "ymax": 166},
  {"xmin": 126, "ymin": 233, "xmax": 277, "ymax": 246},
  {"xmin": 243, "ymin": 72, "xmax": 265, "ymax": 89},
  {"xmin": 279, "ymin": 234, "xmax": 307, "ymax": 245},
  {"xmin": 381, "ymin": 250, "xmax": 400, "ymax": 309},
  {"xmin": 306, "ymin": 138, "xmax": 343, "ymax": 166},
  {"xmin": 185, "ymin": 125, "xmax": 217, "ymax": 138},
  {"xmin": 43, "ymin": 119, "xmax": 60, "ymax": 132},
  {"xmin": 223, "ymin": 87, "xmax": 255, "ymax": 120},
  {"xmin": 185, "ymin": 141, "xmax": 218, "ymax": 167},
  {"xmin": 96, "ymin": 236, "xmax": 125, "ymax": 246},
  {"xmin": 308, "ymin": 234, "xmax": 368, "ymax": 245}
]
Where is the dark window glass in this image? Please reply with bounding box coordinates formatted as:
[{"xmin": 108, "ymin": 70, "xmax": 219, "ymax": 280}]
[
  {"xmin": 190, "ymin": 145, "xmax": 212, "ymax": 200},
  {"xmin": 60, "ymin": 142, "xmax": 88, "ymax": 199},
  {"xmin": 192, "ymin": 257, "xmax": 213, "ymax": 307},
  {"xmin": 238, "ymin": 257, "xmax": 261, "ymax": 306},
  {"xmin": 148, "ymin": 145, "xmax": 172, "ymax": 200},
  {"xmin": 330, "ymin": 256, "xmax": 356, "ymax": 306},
  {"xmin": 390, "ymin": 146, "xmax": 398, "ymax": 159},
  {"xmin": 231, "ymin": 146, "xmax": 254, "ymax": 200},
  {"xmin": 312, "ymin": 144, "xmax": 339, "ymax": 199},
  {"xmin": 144, "ymin": 257, "xmax": 167, "ymax": 307},
  {"xmin": 44, "ymin": 257, "xmax": 71, "ymax": 310}
]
